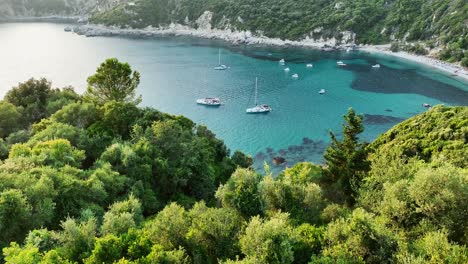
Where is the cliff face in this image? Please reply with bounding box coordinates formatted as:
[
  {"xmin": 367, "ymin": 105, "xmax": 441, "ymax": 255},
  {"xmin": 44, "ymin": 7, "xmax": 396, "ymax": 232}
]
[{"xmin": 0, "ymin": 0, "xmax": 130, "ymax": 18}]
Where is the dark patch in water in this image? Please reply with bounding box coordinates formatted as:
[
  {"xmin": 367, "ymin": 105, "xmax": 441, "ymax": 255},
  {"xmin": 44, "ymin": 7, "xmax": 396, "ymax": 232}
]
[
  {"xmin": 253, "ymin": 138, "xmax": 328, "ymax": 173},
  {"xmin": 342, "ymin": 63, "xmax": 468, "ymax": 105},
  {"xmin": 363, "ymin": 114, "xmax": 405, "ymax": 125},
  {"xmin": 385, "ymin": 109, "xmax": 393, "ymax": 112}
]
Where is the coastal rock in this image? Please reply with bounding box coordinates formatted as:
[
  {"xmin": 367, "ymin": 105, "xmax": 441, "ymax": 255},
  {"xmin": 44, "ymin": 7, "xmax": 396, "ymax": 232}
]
[
  {"xmin": 273, "ymin": 157, "xmax": 286, "ymax": 165},
  {"xmin": 196, "ymin": 11, "xmax": 213, "ymax": 30}
]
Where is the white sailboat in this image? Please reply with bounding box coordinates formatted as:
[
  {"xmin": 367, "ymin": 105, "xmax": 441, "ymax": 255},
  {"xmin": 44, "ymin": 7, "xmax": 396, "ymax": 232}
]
[
  {"xmin": 372, "ymin": 64, "xmax": 381, "ymax": 68},
  {"xmin": 196, "ymin": 71, "xmax": 222, "ymax": 106},
  {"xmin": 279, "ymin": 58, "xmax": 285, "ymax": 65},
  {"xmin": 292, "ymin": 73, "xmax": 299, "ymax": 79},
  {"xmin": 319, "ymin": 89, "xmax": 326, "ymax": 94},
  {"xmin": 284, "ymin": 67, "xmax": 290, "ymax": 72},
  {"xmin": 246, "ymin": 78, "xmax": 272, "ymax": 113},
  {"xmin": 214, "ymin": 49, "xmax": 228, "ymax": 70},
  {"xmin": 306, "ymin": 63, "xmax": 313, "ymax": 68}
]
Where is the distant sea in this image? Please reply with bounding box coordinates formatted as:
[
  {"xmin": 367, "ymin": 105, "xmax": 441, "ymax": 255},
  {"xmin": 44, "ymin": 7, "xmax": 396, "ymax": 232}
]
[{"xmin": 1, "ymin": 23, "xmax": 467, "ymax": 172}]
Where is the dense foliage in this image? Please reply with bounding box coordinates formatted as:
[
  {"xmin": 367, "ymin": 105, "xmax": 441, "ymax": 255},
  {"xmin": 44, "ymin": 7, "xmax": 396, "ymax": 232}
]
[
  {"xmin": 91, "ymin": 0, "xmax": 468, "ymax": 63},
  {"xmin": 1, "ymin": 59, "xmax": 467, "ymax": 263},
  {"xmin": 0, "ymin": 0, "xmax": 129, "ymax": 17}
]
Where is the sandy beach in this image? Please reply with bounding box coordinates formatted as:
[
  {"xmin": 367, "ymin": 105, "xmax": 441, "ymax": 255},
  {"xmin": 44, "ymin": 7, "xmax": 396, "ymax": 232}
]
[
  {"xmin": 71, "ymin": 24, "xmax": 468, "ymax": 83},
  {"xmin": 360, "ymin": 45, "xmax": 468, "ymax": 83}
]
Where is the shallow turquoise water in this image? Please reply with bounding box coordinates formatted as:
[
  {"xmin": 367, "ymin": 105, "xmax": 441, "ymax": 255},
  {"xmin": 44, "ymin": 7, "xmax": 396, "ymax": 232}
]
[{"xmin": 1, "ymin": 23, "xmax": 467, "ymax": 171}]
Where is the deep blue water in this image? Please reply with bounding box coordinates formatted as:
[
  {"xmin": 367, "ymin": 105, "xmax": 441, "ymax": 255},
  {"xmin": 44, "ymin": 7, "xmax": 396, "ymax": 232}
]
[{"xmin": 1, "ymin": 23, "xmax": 467, "ymax": 171}]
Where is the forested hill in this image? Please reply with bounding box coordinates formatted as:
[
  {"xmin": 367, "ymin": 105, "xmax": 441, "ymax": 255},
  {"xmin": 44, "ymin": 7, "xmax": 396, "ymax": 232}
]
[
  {"xmin": 0, "ymin": 0, "xmax": 130, "ymax": 18},
  {"xmin": 89, "ymin": 0, "xmax": 468, "ymax": 64},
  {"xmin": 0, "ymin": 58, "xmax": 467, "ymax": 263}
]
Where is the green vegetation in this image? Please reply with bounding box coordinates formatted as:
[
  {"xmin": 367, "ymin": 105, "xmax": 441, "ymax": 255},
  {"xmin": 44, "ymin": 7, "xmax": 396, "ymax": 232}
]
[
  {"xmin": 91, "ymin": 0, "xmax": 468, "ymax": 64},
  {"xmin": 1, "ymin": 58, "xmax": 467, "ymax": 263}
]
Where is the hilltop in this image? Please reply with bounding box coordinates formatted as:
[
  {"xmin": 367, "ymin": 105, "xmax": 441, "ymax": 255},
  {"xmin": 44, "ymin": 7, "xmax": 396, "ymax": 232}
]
[{"xmin": 89, "ymin": 0, "xmax": 468, "ymax": 65}]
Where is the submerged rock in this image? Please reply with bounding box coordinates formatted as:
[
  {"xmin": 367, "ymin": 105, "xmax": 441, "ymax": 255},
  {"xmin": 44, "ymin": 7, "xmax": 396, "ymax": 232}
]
[{"xmin": 273, "ymin": 156, "xmax": 286, "ymax": 165}]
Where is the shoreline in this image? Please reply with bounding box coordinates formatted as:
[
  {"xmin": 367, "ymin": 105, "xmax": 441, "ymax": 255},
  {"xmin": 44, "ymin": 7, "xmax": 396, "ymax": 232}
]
[
  {"xmin": 71, "ymin": 24, "xmax": 468, "ymax": 83},
  {"xmin": 360, "ymin": 45, "xmax": 468, "ymax": 83}
]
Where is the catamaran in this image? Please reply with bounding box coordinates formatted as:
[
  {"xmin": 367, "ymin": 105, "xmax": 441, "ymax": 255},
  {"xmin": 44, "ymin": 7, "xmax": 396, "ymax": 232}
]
[
  {"xmin": 214, "ymin": 49, "xmax": 228, "ymax": 70},
  {"xmin": 196, "ymin": 97, "xmax": 221, "ymax": 106},
  {"xmin": 246, "ymin": 78, "xmax": 272, "ymax": 113}
]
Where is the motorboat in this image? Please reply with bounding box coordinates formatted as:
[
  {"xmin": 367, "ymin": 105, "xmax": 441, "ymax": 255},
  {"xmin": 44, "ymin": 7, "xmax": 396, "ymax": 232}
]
[{"xmin": 196, "ymin": 97, "xmax": 221, "ymax": 106}]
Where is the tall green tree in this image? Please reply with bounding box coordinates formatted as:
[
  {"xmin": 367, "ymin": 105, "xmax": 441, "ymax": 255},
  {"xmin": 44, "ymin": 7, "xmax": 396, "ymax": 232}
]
[
  {"xmin": 323, "ymin": 108, "xmax": 370, "ymax": 205},
  {"xmin": 216, "ymin": 168, "xmax": 263, "ymax": 218},
  {"xmin": 4, "ymin": 78, "xmax": 52, "ymax": 125},
  {"xmin": 85, "ymin": 58, "xmax": 141, "ymax": 105},
  {"xmin": 0, "ymin": 101, "xmax": 21, "ymax": 138}
]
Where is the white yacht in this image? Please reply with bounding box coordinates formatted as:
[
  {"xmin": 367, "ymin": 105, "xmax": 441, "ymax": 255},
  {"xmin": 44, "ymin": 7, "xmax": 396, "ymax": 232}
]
[
  {"xmin": 284, "ymin": 67, "xmax": 290, "ymax": 72},
  {"xmin": 292, "ymin": 73, "xmax": 299, "ymax": 79},
  {"xmin": 246, "ymin": 78, "xmax": 272, "ymax": 113},
  {"xmin": 337, "ymin": 61, "xmax": 347, "ymax": 66},
  {"xmin": 279, "ymin": 58, "xmax": 285, "ymax": 65},
  {"xmin": 214, "ymin": 49, "xmax": 228, "ymax": 70},
  {"xmin": 372, "ymin": 64, "xmax": 381, "ymax": 68},
  {"xmin": 306, "ymin": 64, "xmax": 313, "ymax": 68},
  {"xmin": 197, "ymin": 97, "xmax": 221, "ymax": 106},
  {"xmin": 319, "ymin": 89, "xmax": 326, "ymax": 94},
  {"xmin": 64, "ymin": 26, "xmax": 72, "ymax": 32}
]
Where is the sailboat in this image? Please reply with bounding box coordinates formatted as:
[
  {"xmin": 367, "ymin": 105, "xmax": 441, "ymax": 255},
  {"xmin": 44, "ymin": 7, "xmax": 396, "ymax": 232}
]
[
  {"xmin": 196, "ymin": 71, "xmax": 222, "ymax": 106},
  {"xmin": 214, "ymin": 49, "xmax": 228, "ymax": 70},
  {"xmin": 246, "ymin": 77, "xmax": 272, "ymax": 113},
  {"xmin": 279, "ymin": 58, "xmax": 285, "ymax": 65}
]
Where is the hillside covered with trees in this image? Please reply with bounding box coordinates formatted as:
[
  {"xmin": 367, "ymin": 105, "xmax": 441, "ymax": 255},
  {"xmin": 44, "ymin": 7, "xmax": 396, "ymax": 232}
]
[
  {"xmin": 0, "ymin": 0, "xmax": 130, "ymax": 18},
  {"xmin": 89, "ymin": 0, "xmax": 468, "ymax": 65},
  {"xmin": 0, "ymin": 58, "xmax": 467, "ymax": 263}
]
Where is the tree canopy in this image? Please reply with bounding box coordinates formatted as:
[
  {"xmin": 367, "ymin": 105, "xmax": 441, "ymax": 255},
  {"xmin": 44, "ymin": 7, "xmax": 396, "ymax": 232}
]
[
  {"xmin": 1, "ymin": 59, "xmax": 466, "ymax": 264},
  {"xmin": 85, "ymin": 58, "xmax": 142, "ymax": 105}
]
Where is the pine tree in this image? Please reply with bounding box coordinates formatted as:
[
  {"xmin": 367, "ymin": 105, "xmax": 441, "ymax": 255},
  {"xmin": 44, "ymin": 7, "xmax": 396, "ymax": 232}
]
[{"xmin": 323, "ymin": 108, "xmax": 370, "ymax": 205}]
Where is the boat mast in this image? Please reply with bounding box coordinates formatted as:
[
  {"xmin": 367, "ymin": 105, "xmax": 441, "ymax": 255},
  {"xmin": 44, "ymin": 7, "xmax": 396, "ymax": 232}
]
[{"xmin": 254, "ymin": 77, "xmax": 258, "ymax": 106}]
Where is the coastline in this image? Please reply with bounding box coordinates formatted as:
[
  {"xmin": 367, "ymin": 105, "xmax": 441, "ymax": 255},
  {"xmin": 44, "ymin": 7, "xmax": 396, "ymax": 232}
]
[
  {"xmin": 360, "ymin": 45, "xmax": 468, "ymax": 83},
  {"xmin": 72, "ymin": 24, "xmax": 468, "ymax": 83}
]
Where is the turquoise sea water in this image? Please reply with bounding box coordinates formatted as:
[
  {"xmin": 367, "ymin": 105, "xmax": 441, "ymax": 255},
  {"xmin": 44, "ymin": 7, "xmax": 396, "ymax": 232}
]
[{"xmin": 1, "ymin": 23, "xmax": 467, "ymax": 171}]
